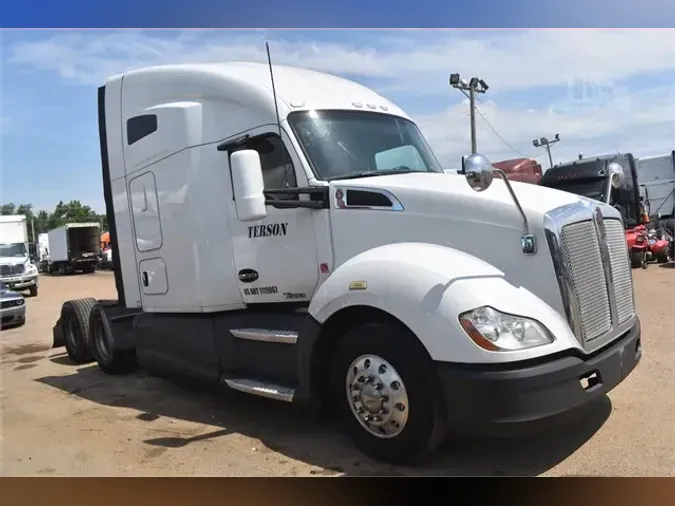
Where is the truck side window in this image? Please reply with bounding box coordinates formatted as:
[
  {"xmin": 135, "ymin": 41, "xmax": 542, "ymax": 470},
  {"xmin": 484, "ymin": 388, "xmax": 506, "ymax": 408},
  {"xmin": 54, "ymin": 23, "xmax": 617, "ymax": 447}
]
[
  {"xmin": 232, "ymin": 134, "xmax": 298, "ymax": 200},
  {"xmin": 127, "ymin": 114, "xmax": 158, "ymax": 145}
]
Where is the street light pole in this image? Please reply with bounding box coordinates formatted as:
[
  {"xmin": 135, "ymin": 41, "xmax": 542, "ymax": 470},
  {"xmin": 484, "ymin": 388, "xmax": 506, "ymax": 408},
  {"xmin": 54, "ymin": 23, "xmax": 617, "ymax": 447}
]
[
  {"xmin": 449, "ymin": 74, "xmax": 489, "ymax": 154},
  {"xmin": 533, "ymin": 134, "xmax": 561, "ymax": 168}
]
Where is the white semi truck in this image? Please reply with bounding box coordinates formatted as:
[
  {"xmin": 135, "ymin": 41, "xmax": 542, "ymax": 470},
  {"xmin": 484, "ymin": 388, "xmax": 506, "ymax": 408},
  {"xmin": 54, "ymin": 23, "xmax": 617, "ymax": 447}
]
[
  {"xmin": 47, "ymin": 223, "xmax": 101, "ymax": 274},
  {"xmin": 0, "ymin": 215, "xmax": 39, "ymax": 296},
  {"xmin": 53, "ymin": 62, "xmax": 642, "ymax": 464}
]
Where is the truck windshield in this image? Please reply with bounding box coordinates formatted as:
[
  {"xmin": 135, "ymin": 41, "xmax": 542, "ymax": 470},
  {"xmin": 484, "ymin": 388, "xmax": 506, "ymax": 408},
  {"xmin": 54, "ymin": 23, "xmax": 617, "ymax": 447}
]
[
  {"xmin": 288, "ymin": 110, "xmax": 443, "ymax": 181},
  {"xmin": 0, "ymin": 243, "xmax": 26, "ymax": 257}
]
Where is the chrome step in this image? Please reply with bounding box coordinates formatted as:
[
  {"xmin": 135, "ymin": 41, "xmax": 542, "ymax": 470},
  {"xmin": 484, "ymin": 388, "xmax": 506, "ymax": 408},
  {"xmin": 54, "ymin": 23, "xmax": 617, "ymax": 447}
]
[
  {"xmin": 222, "ymin": 378, "xmax": 295, "ymax": 403},
  {"xmin": 230, "ymin": 328, "xmax": 298, "ymax": 344}
]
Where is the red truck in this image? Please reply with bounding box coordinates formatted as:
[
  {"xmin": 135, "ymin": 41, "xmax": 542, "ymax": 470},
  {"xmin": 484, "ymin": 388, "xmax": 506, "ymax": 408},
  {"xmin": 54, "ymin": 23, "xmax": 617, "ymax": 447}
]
[{"xmin": 492, "ymin": 158, "xmax": 543, "ymax": 184}]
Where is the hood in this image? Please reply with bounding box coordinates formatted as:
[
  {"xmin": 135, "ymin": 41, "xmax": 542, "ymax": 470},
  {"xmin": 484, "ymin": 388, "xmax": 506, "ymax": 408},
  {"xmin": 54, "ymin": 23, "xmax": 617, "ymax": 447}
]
[
  {"xmin": 334, "ymin": 172, "xmax": 584, "ymax": 223},
  {"xmin": 0, "ymin": 256, "xmax": 29, "ymax": 266},
  {"xmin": 328, "ymin": 172, "xmax": 602, "ymax": 323}
]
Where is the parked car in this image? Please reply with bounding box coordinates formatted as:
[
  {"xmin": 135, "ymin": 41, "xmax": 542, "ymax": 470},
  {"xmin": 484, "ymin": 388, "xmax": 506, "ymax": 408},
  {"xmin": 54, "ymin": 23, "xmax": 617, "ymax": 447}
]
[{"xmin": 0, "ymin": 281, "xmax": 26, "ymax": 329}]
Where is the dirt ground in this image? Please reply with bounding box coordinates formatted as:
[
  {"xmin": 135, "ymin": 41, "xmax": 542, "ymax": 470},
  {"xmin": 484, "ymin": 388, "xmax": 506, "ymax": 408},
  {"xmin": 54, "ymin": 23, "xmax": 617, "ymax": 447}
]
[{"xmin": 1, "ymin": 266, "xmax": 673, "ymax": 476}]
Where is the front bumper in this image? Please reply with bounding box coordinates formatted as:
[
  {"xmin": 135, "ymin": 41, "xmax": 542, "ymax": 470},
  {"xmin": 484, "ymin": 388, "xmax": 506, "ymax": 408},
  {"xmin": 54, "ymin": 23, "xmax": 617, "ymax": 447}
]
[
  {"xmin": 1, "ymin": 274, "xmax": 38, "ymax": 290},
  {"xmin": 1, "ymin": 304, "xmax": 26, "ymax": 327},
  {"xmin": 435, "ymin": 317, "xmax": 641, "ymax": 432}
]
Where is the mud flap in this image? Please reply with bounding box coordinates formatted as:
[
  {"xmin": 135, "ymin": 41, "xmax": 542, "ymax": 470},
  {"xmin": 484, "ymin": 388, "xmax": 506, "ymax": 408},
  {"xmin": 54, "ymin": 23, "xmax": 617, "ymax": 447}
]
[{"xmin": 52, "ymin": 317, "xmax": 65, "ymax": 348}]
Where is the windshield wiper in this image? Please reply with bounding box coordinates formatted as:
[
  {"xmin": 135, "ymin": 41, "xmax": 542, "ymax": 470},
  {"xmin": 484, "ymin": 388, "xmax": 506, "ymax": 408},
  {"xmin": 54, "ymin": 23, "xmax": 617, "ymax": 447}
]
[{"xmin": 332, "ymin": 168, "xmax": 421, "ymax": 181}]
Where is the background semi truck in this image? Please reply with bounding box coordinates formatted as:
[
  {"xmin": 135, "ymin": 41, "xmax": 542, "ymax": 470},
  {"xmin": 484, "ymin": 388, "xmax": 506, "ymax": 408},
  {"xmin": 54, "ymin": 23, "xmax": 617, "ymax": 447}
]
[
  {"xmin": 47, "ymin": 223, "xmax": 101, "ymax": 274},
  {"xmin": 53, "ymin": 61, "xmax": 641, "ymax": 465},
  {"xmin": 636, "ymin": 151, "xmax": 675, "ymax": 219},
  {"xmin": 0, "ymin": 215, "xmax": 39, "ymax": 296}
]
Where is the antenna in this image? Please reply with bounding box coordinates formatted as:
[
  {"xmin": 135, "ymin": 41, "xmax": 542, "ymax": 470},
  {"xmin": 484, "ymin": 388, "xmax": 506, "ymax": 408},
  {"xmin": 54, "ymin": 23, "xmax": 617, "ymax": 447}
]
[
  {"xmin": 265, "ymin": 41, "xmax": 293, "ymax": 191},
  {"xmin": 266, "ymin": 41, "xmax": 283, "ymax": 140}
]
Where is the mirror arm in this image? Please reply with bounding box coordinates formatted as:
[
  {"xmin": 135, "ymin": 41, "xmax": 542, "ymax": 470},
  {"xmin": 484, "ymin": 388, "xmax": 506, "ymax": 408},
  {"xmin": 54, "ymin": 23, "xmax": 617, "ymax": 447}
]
[
  {"xmin": 494, "ymin": 168, "xmax": 531, "ymax": 236},
  {"xmin": 604, "ymin": 176, "xmax": 614, "ymax": 205}
]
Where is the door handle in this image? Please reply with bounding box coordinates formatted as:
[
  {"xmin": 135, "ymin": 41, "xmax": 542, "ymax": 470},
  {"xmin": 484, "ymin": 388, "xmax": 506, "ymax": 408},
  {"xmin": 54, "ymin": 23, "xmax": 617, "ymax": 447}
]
[{"xmin": 142, "ymin": 271, "xmax": 149, "ymax": 287}]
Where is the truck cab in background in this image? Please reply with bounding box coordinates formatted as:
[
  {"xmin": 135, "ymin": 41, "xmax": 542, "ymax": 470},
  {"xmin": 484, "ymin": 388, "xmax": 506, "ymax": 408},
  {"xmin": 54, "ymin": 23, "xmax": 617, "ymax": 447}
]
[
  {"xmin": 539, "ymin": 153, "xmax": 657, "ymax": 267},
  {"xmin": 0, "ymin": 215, "xmax": 39, "ymax": 297},
  {"xmin": 492, "ymin": 157, "xmax": 543, "ymax": 185},
  {"xmin": 54, "ymin": 62, "xmax": 641, "ymax": 465}
]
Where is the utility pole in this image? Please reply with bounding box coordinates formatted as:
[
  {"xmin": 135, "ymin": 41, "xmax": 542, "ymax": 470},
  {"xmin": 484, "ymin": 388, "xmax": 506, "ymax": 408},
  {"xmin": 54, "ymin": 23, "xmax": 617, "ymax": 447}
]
[
  {"xmin": 30, "ymin": 218, "xmax": 36, "ymax": 244},
  {"xmin": 533, "ymin": 134, "xmax": 561, "ymax": 168},
  {"xmin": 449, "ymin": 74, "xmax": 489, "ymax": 154}
]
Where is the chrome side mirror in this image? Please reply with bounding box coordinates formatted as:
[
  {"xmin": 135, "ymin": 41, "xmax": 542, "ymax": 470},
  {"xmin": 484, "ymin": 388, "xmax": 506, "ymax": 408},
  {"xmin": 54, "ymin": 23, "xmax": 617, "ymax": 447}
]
[
  {"xmin": 608, "ymin": 162, "xmax": 625, "ymax": 189},
  {"xmin": 462, "ymin": 153, "xmax": 494, "ymax": 192}
]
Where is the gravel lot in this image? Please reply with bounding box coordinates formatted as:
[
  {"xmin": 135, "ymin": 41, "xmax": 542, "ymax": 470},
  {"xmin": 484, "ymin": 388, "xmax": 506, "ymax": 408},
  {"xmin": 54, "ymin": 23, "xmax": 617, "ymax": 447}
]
[{"xmin": 1, "ymin": 267, "xmax": 673, "ymax": 476}]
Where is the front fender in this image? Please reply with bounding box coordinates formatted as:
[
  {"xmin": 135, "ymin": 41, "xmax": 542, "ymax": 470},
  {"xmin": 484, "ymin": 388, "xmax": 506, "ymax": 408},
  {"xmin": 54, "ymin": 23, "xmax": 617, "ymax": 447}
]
[{"xmin": 309, "ymin": 242, "xmax": 581, "ymax": 364}]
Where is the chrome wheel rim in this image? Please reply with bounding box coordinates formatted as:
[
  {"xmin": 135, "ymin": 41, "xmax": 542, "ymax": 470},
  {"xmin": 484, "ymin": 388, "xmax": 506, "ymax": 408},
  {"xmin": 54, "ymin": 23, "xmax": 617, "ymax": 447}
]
[{"xmin": 345, "ymin": 354, "xmax": 409, "ymax": 439}]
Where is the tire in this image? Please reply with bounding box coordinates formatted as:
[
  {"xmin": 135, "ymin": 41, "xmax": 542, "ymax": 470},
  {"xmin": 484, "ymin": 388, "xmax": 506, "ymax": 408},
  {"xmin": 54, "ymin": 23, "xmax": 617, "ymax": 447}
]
[
  {"xmin": 329, "ymin": 321, "xmax": 449, "ymax": 465},
  {"xmin": 89, "ymin": 304, "xmax": 138, "ymax": 375},
  {"xmin": 28, "ymin": 285, "xmax": 38, "ymax": 297},
  {"xmin": 61, "ymin": 298, "xmax": 98, "ymax": 364},
  {"xmin": 657, "ymin": 249, "xmax": 672, "ymax": 263}
]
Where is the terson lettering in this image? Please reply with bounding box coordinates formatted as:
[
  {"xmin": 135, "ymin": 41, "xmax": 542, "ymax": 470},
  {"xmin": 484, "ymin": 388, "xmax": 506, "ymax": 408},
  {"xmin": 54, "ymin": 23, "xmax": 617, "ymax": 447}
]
[{"xmin": 248, "ymin": 222, "xmax": 289, "ymax": 239}]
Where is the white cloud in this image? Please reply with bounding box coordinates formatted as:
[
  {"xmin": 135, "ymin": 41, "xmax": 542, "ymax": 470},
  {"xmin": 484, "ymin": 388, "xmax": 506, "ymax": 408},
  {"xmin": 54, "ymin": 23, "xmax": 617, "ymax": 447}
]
[
  {"xmin": 4, "ymin": 29, "xmax": 675, "ymax": 169},
  {"xmin": 419, "ymin": 86, "xmax": 675, "ymax": 169},
  {"xmin": 7, "ymin": 30, "xmax": 675, "ymax": 93}
]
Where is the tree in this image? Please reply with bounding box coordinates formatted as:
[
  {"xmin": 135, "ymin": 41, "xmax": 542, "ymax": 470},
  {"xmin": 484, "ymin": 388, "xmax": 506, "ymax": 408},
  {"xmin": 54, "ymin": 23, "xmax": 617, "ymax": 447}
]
[{"xmin": 0, "ymin": 200, "xmax": 108, "ymax": 243}]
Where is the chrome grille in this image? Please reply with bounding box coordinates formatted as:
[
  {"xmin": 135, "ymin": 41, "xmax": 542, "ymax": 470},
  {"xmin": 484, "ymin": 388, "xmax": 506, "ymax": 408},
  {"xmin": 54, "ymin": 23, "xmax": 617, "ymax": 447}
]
[
  {"xmin": 604, "ymin": 219, "xmax": 635, "ymax": 324},
  {"xmin": 546, "ymin": 201, "xmax": 637, "ymax": 352},
  {"xmin": 0, "ymin": 264, "xmax": 24, "ymax": 276},
  {"xmin": 560, "ymin": 221, "xmax": 612, "ymax": 342}
]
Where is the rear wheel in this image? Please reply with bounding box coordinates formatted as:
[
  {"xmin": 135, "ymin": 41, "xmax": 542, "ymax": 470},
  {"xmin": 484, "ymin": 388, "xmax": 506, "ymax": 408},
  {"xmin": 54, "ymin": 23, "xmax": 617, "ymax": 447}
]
[
  {"xmin": 329, "ymin": 321, "xmax": 449, "ymax": 465},
  {"xmin": 61, "ymin": 298, "xmax": 97, "ymax": 364},
  {"xmin": 89, "ymin": 304, "xmax": 138, "ymax": 374}
]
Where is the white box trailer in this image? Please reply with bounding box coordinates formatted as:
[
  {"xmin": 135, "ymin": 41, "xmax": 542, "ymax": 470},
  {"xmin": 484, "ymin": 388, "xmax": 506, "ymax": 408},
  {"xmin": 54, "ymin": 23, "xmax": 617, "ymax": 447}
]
[
  {"xmin": 0, "ymin": 215, "xmax": 39, "ymax": 296},
  {"xmin": 47, "ymin": 223, "xmax": 101, "ymax": 274},
  {"xmin": 636, "ymin": 151, "xmax": 675, "ymax": 219},
  {"xmin": 52, "ymin": 61, "xmax": 641, "ymax": 465}
]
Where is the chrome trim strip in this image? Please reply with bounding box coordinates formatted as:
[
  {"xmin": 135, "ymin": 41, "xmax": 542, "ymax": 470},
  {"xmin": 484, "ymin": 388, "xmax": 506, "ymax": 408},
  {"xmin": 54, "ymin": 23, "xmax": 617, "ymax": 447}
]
[
  {"xmin": 543, "ymin": 223, "xmax": 582, "ymax": 340},
  {"xmin": 230, "ymin": 328, "xmax": 298, "ymax": 344},
  {"xmin": 223, "ymin": 378, "xmax": 295, "ymax": 402},
  {"xmin": 593, "ymin": 210, "xmax": 619, "ymax": 329}
]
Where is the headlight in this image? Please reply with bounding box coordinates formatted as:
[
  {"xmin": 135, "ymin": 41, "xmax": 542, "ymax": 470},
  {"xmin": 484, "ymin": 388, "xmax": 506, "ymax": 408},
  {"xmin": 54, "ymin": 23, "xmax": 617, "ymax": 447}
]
[
  {"xmin": 458, "ymin": 306, "xmax": 554, "ymax": 352},
  {"xmin": 25, "ymin": 263, "xmax": 37, "ymax": 274}
]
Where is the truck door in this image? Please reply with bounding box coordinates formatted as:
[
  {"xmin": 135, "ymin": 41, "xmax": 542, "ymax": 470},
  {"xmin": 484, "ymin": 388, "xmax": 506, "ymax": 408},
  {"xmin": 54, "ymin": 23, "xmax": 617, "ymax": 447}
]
[{"xmin": 226, "ymin": 127, "xmax": 320, "ymax": 305}]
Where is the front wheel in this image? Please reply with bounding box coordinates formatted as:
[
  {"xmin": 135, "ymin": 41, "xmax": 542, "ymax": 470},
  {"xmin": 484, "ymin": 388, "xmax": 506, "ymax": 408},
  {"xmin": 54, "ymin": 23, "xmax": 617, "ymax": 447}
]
[
  {"xmin": 329, "ymin": 321, "xmax": 449, "ymax": 465},
  {"xmin": 657, "ymin": 248, "xmax": 672, "ymax": 263},
  {"xmin": 28, "ymin": 284, "xmax": 38, "ymax": 297}
]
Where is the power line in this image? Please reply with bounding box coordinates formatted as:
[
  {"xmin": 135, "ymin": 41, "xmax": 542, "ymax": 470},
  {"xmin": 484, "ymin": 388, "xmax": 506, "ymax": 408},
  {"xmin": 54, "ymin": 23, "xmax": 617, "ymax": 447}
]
[
  {"xmin": 455, "ymin": 88, "xmax": 533, "ymax": 159},
  {"xmin": 473, "ymin": 106, "xmax": 533, "ymax": 159}
]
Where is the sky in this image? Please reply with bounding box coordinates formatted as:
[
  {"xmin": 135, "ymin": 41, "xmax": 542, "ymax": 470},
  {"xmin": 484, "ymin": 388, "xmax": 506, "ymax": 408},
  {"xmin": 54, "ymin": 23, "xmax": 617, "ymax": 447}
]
[{"xmin": 1, "ymin": 28, "xmax": 675, "ymax": 213}]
